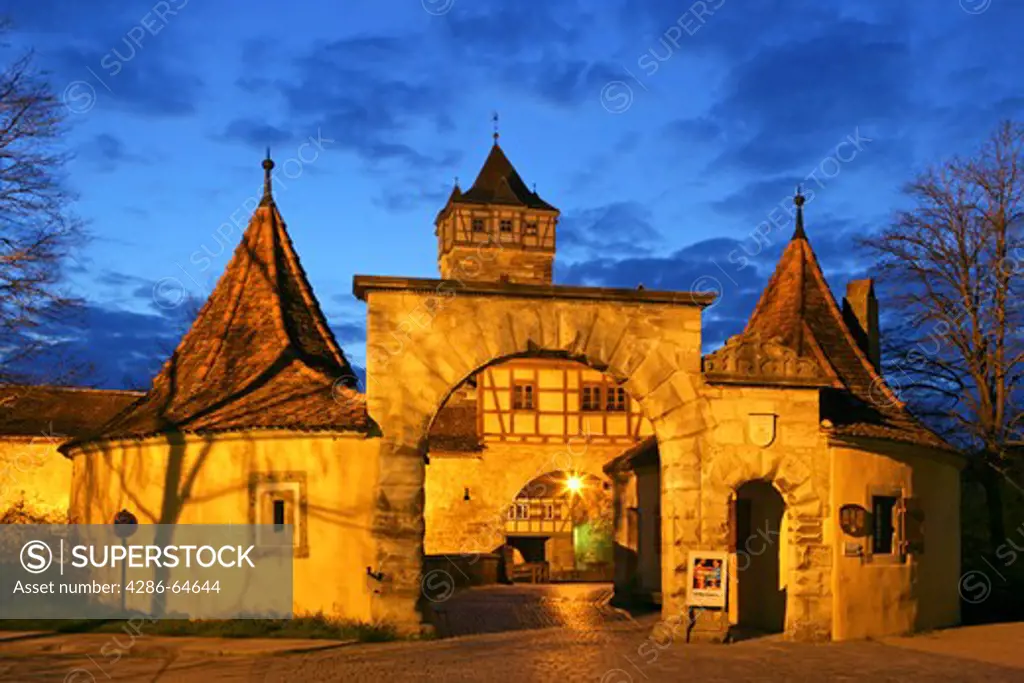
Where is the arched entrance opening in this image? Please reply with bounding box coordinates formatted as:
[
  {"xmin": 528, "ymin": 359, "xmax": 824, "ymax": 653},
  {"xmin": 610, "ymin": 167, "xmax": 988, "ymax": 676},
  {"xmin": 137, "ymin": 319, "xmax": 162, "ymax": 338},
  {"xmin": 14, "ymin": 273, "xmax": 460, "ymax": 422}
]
[
  {"xmin": 734, "ymin": 480, "xmax": 787, "ymax": 635},
  {"xmin": 422, "ymin": 354, "xmax": 654, "ymax": 586},
  {"xmin": 355, "ymin": 273, "xmax": 711, "ymax": 629},
  {"xmin": 506, "ymin": 471, "xmax": 612, "ymax": 582}
]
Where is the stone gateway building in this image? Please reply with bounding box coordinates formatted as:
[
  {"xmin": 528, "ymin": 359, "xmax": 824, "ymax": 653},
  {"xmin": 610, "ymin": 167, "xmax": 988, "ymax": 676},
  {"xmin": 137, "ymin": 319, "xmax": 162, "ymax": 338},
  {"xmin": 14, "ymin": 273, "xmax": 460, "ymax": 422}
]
[{"xmin": 1, "ymin": 139, "xmax": 964, "ymax": 642}]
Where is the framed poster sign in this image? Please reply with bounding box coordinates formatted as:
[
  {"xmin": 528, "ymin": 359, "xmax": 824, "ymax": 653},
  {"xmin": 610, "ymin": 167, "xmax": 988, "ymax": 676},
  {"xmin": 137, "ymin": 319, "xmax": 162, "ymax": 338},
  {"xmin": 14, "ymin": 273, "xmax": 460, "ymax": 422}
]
[{"xmin": 686, "ymin": 550, "xmax": 728, "ymax": 608}]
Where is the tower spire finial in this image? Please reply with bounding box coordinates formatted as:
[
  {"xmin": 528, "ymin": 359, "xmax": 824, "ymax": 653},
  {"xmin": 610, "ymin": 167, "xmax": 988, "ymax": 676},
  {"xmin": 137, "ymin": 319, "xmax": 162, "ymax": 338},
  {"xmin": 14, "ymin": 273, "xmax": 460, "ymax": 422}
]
[
  {"xmin": 492, "ymin": 111, "xmax": 499, "ymax": 145},
  {"xmin": 792, "ymin": 185, "xmax": 806, "ymax": 240},
  {"xmin": 261, "ymin": 149, "xmax": 275, "ymax": 205}
]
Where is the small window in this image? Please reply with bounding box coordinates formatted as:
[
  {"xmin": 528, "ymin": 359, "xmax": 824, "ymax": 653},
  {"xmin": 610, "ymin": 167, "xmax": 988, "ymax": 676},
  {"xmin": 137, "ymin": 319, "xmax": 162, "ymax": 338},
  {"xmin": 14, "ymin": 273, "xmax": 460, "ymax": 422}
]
[
  {"xmin": 543, "ymin": 503, "xmax": 554, "ymax": 520},
  {"xmin": 499, "ymin": 219, "xmax": 513, "ymax": 233},
  {"xmin": 251, "ymin": 476, "xmax": 308, "ymax": 557},
  {"xmin": 472, "ymin": 218, "xmax": 485, "ymax": 233},
  {"xmin": 581, "ymin": 383, "xmax": 602, "ymax": 411},
  {"xmin": 508, "ymin": 502, "xmax": 529, "ymax": 520},
  {"xmin": 512, "ymin": 381, "xmax": 535, "ymax": 410},
  {"xmin": 272, "ymin": 499, "xmax": 286, "ymax": 531},
  {"xmin": 524, "ymin": 221, "xmax": 538, "ymax": 236},
  {"xmin": 872, "ymin": 496, "xmax": 899, "ymax": 554},
  {"xmin": 606, "ymin": 386, "xmax": 627, "ymax": 412}
]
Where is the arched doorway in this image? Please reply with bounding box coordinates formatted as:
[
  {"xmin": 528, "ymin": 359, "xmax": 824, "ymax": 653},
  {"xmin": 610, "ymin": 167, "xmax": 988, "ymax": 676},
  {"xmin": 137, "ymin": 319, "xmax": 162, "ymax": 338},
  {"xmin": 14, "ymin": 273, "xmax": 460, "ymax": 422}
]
[
  {"xmin": 735, "ymin": 480, "xmax": 787, "ymax": 634},
  {"xmin": 506, "ymin": 471, "xmax": 613, "ymax": 582},
  {"xmin": 355, "ymin": 274, "xmax": 711, "ymax": 628}
]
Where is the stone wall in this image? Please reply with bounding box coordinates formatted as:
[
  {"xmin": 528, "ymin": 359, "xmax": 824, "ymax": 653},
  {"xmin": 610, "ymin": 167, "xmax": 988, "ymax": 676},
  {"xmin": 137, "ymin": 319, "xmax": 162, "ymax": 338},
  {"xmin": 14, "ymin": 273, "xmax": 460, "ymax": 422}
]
[
  {"xmin": 440, "ymin": 247, "xmax": 552, "ymax": 286},
  {"xmin": 691, "ymin": 384, "xmax": 832, "ymax": 641},
  {"xmin": 362, "ymin": 284, "xmax": 708, "ymax": 632}
]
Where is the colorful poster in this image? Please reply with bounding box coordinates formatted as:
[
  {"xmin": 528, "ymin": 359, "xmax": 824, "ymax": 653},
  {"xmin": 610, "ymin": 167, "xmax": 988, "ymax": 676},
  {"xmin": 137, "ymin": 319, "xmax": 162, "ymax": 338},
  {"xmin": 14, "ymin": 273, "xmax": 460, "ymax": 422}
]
[{"xmin": 686, "ymin": 550, "xmax": 728, "ymax": 608}]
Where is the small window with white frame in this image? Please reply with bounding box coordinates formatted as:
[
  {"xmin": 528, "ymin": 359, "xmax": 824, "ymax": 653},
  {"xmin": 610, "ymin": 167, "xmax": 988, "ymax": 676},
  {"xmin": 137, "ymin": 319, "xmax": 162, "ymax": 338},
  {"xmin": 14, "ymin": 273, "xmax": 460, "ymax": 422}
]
[{"xmin": 250, "ymin": 473, "xmax": 309, "ymax": 558}]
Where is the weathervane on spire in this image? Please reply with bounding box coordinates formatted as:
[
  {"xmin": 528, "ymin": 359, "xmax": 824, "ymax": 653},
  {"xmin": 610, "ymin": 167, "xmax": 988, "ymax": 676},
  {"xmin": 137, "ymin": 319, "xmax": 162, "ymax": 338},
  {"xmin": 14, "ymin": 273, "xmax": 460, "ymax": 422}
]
[
  {"xmin": 792, "ymin": 184, "xmax": 807, "ymax": 239},
  {"xmin": 261, "ymin": 148, "xmax": 275, "ymax": 205},
  {"xmin": 492, "ymin": 111, "xmax": 499, "ymax": 144}
]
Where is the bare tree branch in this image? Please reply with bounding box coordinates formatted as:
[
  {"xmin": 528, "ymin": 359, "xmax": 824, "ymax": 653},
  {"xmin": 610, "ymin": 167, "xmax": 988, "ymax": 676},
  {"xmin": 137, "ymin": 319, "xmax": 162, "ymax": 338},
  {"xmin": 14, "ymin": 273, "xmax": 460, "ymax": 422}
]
[{"xmin": 0, "ymin": 22, "xmax": 86, "ymax": 383}]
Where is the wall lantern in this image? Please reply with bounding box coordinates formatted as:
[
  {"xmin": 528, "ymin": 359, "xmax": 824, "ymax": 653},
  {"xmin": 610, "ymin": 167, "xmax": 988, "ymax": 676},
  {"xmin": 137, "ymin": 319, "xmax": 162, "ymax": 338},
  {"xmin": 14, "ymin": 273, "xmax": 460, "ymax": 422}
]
[
  {"xmin": 464, "ymin": 487, "xmax": 471, "ymax": 501},
  {"xmin": 839, "ymin": 504, "xmax": 869, "ymax": 537}
]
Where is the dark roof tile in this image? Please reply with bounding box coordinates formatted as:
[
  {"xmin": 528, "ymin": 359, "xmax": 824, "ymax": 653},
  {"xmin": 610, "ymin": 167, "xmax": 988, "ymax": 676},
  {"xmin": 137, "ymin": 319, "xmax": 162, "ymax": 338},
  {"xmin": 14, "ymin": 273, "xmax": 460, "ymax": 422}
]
[
  {"xmin": 0, "ymin": 386, "xmax": 143, "ymax": 438},
  {"xmin": 64, "ymin": 165, "xmax": 367, "ymax": 450},
  {"xmin": 733, "ymin": 201, "xmax": 954, "ymax": 452},
  {"xmin": 449, "ymin": 144, "xmax": 557, "ymax": 211}
]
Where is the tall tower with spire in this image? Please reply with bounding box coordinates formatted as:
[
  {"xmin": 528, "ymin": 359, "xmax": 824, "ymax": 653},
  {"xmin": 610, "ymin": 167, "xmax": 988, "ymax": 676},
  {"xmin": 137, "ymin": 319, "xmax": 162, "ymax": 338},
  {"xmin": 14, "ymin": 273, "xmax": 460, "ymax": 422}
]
[{"xmin": 434, "ymin": 125, "xmax": 559, "ymax": 285}]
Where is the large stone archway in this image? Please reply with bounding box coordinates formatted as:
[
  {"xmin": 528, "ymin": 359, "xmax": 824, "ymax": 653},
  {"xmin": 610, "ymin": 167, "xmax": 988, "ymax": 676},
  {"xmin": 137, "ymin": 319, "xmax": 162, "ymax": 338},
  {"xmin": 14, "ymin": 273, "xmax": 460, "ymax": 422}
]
[{"xmin": 354, "ymin": 276, "xmax": 714, "ymax": 629}]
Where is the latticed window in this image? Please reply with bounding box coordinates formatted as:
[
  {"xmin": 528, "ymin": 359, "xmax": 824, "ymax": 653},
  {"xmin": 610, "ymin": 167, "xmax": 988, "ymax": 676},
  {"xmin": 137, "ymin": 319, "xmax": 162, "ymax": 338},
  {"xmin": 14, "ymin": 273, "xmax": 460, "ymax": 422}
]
[
  {"xmin": 581, "ymin": 383, "xmax": 602, "ymax": 411},
  {"xmin": 472, "ymin": 218, "xmax": 485, "ymax": 233},
  {"xmin": 872, "ymin": 495, "xmax": 898, "ymax": 554},
  {"xmin": 606, "ymin": 386, "xmax": 627, "ymax": 411},
  {"xmin": 524, "ymin": 221, "xmax": 538, "ymax": 236},
  {"xmin": 507, "ymin": 503, "xmax": 530, "ymax": 520},
  {"xmin": 499, "ymin": 219, "xmax": 513, "ymax": 233},
  {"xmin": 512, "ymin": 381, "xmax": 535, "ymax": 410}
]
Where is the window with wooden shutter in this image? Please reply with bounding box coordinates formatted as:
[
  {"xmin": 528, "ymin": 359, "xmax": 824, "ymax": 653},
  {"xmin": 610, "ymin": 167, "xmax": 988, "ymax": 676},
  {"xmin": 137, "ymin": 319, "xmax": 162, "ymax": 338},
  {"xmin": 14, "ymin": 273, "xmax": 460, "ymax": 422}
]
[{"xmin": 901, "ymin": 497, "xmax": 925, "ymax": 555}]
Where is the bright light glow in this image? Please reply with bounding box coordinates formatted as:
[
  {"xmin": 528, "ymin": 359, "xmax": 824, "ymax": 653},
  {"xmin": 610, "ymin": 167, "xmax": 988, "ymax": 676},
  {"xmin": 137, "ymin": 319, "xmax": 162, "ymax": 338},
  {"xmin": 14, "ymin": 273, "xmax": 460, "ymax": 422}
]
[{"xmin": 565, "ymin": 475, "xmax": 584, "ymax": 494}]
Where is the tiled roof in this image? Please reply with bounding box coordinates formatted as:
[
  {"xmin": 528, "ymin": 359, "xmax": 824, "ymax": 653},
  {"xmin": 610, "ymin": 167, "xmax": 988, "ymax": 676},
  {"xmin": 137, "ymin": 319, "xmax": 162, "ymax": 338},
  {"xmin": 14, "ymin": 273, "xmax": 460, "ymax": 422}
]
[
  {"xmin": 449, "ymin": 143, "xmax": 557, "ymax": 211},
  {"xmin": 427, "ymin": 402, "xmax": 482, "ymax": 452},
  {"xmin": 735, "ymin": 196, "xmax": 953, "ymax": 452},
  {"xmin": 603, "ymin": 436, "xmax": 658, "ymax": 473},
  {"xmin": 63, "ymin": 160, "xmax": 366, "ymax": 450},
  {"xmin": 0, "ymin": 385, "xmax": 143, "ymax": 438}
]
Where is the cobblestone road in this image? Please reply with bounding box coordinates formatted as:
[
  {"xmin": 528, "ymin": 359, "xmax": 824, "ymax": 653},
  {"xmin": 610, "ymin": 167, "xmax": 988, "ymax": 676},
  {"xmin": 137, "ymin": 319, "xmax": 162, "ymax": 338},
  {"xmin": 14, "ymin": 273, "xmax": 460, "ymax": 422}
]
[
  {"xmin": 1, "ymin": 585, "xmax": 1023, "ymax": 682},
  {"xmin": 426, "ymin": 582, "xmax": 627, "ymax": 637}
]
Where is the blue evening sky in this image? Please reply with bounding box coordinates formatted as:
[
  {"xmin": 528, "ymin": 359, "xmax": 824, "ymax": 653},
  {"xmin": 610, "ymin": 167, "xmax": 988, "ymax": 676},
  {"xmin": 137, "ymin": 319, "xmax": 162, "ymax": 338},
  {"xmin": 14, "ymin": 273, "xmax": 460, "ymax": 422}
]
[{"xmin": 1, "ymin": 0, "xmax": 1020, "ymax": 388}]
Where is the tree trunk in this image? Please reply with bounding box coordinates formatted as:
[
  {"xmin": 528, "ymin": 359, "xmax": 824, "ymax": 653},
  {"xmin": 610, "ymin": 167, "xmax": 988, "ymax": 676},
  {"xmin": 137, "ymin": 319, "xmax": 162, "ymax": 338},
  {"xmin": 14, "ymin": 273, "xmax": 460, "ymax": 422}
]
[{"xmin": 982, "ymin": 464, "xmax": 1007, "ymax": 549}]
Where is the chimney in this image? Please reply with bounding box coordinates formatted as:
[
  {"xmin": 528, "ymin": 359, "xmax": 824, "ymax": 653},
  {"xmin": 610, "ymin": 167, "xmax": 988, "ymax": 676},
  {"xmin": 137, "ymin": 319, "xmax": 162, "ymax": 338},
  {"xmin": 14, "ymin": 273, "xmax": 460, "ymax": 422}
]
[{"xmin": 842, "ymin": 279, "xmax": 880, "ymax": 369}]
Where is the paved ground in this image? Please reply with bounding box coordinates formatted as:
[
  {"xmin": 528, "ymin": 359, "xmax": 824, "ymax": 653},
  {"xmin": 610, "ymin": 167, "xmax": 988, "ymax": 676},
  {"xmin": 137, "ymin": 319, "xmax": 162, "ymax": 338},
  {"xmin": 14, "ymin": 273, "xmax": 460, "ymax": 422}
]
[
  {"xmin": 1, "ymin": 584, "xmax": 1023, "ymax": 682},
  {"xmin": 425, "ymin": 582, "xmax": 627, "ymax": 637}
]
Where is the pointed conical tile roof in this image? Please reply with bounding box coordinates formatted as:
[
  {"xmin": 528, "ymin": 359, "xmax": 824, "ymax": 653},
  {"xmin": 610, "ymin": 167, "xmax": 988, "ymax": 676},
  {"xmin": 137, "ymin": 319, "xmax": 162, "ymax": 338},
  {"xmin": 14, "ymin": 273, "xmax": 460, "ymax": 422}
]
[
  {"xmin": 706, "ymin": 192, "xmax": 952, "ymax": 451},
  {"xmin": 66, "ymin": 157, "xmax": 366, "ymax": 448},
  {"xmin": 452, "ymin": 142, "xmax": 556, "ymax": 210}
]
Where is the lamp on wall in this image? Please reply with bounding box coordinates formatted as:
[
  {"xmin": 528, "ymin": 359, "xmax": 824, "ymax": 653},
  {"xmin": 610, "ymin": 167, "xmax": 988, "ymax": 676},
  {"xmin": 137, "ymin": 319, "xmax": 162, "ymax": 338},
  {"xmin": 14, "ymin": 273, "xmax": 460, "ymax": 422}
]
[
  {"xmin": 565, "ymin": 475, "xmax": 584, "ymax": 495},
  {"xmin": 464, "ymin": 487, "xmax": 471, "ymax": 501}
]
